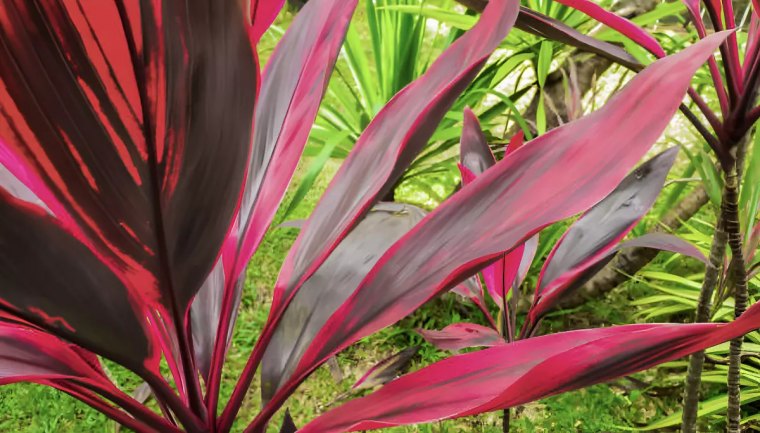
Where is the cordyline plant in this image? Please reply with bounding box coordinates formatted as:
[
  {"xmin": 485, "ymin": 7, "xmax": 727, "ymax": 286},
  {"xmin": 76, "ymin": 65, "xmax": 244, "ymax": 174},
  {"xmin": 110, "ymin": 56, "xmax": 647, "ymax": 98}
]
[
  {"xmin": 422, "ymin": 109, "xmax": 710, "ymax": 431},
  {"xmin": 0, "ymin": 1, "xmax": 757, "ymax": 433},
  {"xmin": 459, "ymin": 0, "xmax": 760, "ymax": 429}
]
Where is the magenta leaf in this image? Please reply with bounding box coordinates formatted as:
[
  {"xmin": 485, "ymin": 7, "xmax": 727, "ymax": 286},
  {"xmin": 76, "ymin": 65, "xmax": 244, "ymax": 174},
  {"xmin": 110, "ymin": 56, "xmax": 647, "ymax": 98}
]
[
  {"xmin": 528, "ymin": 148, "xmax": 679, "ymax": 326},
  {"xmin": 300, "ymin": 303, "xmax": 760, "ymax": 433},
  {"xmin": 0, "ymin": 322, "xmax": 107, "ymax": 387},
  {"xmin": 460, "ymin": 108, "xmax": 496, "ymax": 175},
  {"xmin": 516, "ymin": 8, "xmax": 641, "ymax": 69},
  {"xmin": 232, "ymin": 0, "xmax": 359, "ymax": 285},
  {"xmin": 418, "ymin": 323, "xmax": 505, "ymax": 352},
  {"xmin": 552, "ymin": 0, "xmax": 666, "ymax": 57},
  {"xmin": 260, "ymin": 203, "xmax": 426, "ymax": 402},
  {"xmin": 0, "ymin": 189, "xmax": 155, "ymax": 373},
  {"xmin": 615, "ymin": 233, "xmax": 707, "ymax": 264},
  {"xmin": 267, "ymin": 0, "xmax": 521, "ymax": 327},
  {"xmin": 289, "ymin": 32, "xmax": 729, "ymax": 390},
  {"xmin": 250, "ymin": 0, "xmax": 287, "ymax": 43},
  {"xmin": 352, "ymin": 346, "xmax": 420, "ymax": 390},
  {"xmin": 0, "ymin": 0, "xmax": 257, "ymax": 354}
]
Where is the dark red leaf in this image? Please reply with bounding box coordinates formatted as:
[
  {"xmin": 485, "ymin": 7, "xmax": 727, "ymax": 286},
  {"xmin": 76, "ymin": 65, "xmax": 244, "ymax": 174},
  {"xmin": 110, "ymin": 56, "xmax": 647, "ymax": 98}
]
[
  {"xmin": 516, "ymin": 8, "xmax": 641, "ymax": 70},
  {"xmin": 418, "ymin": 323, "xmax": 505, "ymax": 352},
  {"xmin": 0, "ymin": 189, "xmax": 155, "ymax": 372},
  {"xmin": 552, "ymin": 0, "xmax": 665, "ymax": 57},
  {"xmin": 0, "ymin": 0, "xmax": 257, "ymax": 349},
  {"xmin": 267, "ymin": 0, "xmax": 521, "ymax": 328},
  {"xmin": 460, "ymin": 108, "xmax": 495, "ymax": 175},
  {"xmin": 250, "ymin": 0, "xmax": 286, "ymax": 43},
  {"xmin": 527, "ymin": 148, "xmax": 679, "ymax": 326},
  {"xmin": 289, "ymin": 32, "xmax": 728, "ymax": 390},
  {"xmin": 231, "ymin": 0, "xmax": 359, "ymax": 285},
  {"xmin": 352, "ymin": 346, "xmax": 420, "ymax": 390},
  {"xmin": 0, "ymin": 322, "xmax": 106, "ymax": 387},
  {"xmin": 300, "ymin": 303, "xmax": 760, "ymax": 433},
  {"xmin": 260, "ymin": 203, "xmax": 426, "ymax": 402}
]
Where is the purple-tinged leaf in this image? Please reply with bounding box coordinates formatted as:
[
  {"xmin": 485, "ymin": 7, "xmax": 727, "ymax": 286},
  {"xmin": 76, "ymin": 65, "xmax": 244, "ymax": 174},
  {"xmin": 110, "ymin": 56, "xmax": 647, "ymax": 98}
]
[
  {"xmin": 300, "ymin": 303, "xmax": 760, "ymax": 433},
  {"xmin": 515, "ymin": 8, "xmax": 641, "ymax": 70},
  {"xmin": 0, "ymin": 322, "xmax": 107, "ymax": 387},
  {"xmin": 460, "ymin": 108, "xmax": 495, "ymax": 175},
  {"xmin": 191, "ymin": 261, "xmax": 242, "ymax": 381},
  {"xmin": 232, "ymin": 0, "xmax": 359, "ymax": 285},
  {"xmin": 552, "ymin": 0, "xmax": 666, "ymax": 57},
  {"xmin": 0, "ymin": 0, "xmax": 257, "ymax": 341},
  {"xmin": 528, "ymin": 148, "xmax": 678, "ymax": 325},
  {"xmin": 616, "ymin": 233, "xmax": 707, "ymax": 264},
  {"xmin": 451, "ymin": 276, "xmax": 485, "ymax": 307},
  {"xmin": 260, "ymin": 203, "xmax": 426, "ymax": 401},
  {"xmin": 352, "ymin": 347, "xmax": 420, "ymax": 390},
  {"xmin": 287, "ymin": 33, "xmax": 729, "ymax": 391},
  {"xmin": 0, "ymin": 163, "xmax": 48, "ymax": 212},
  {"xmin": 418, "ymin": 323, "xmax": 505, "ymax": 352},
  {"xmin": 0, "ymin": 189, "xmax": 156, "ymax": 373},
  {"xmin": 458, "ymin": 111, "xmax": 530, "ymax": 305},
  {"xmin": 279, "ymin": 409, "xmax": 297, "ymax": 433},
  {"xmin": 267, "ymin": 0, "xmax": 520, "ymax": 325}
]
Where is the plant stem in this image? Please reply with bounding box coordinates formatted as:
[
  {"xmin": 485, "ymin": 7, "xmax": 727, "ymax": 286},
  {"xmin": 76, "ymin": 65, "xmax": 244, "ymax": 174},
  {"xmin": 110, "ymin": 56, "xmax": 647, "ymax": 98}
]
[
  {"xmin": 500, "ymin": 291, "xmax": 511, "ymax": 433},
  {"xmin": 502, "ymin": 407, "xmax": 510, "ymax": 433},
  {"xmin": 681, "ymin": 207, "xmax": 727, "ymax": 433},
  {"xmin": 724, "ymin": 168, "xmax": 749, "ymax": 433}
]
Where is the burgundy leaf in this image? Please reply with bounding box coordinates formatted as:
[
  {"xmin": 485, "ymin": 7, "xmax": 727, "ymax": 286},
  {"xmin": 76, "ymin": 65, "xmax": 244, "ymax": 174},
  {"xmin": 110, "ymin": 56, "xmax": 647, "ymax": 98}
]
[
  {"xmin": 552, "ymin": 0, "xmax": 665, "ymax": 57},
  {"xmin": 0, "ymin": 189, "xmax": 156, "ymax": 373},
  {"xmin": 460, "ymin": 108, "xmax": 495, "ymax": 175},
  {"xmin": 288, "ymin": 33, "xmax": 729, "ymax": 392},
  {"xmin": 267, "ymin": 0, "xmax": 521, "ymax": 327},
  {"xmin": 458, "ymin": 111, "xmax": 529, "ymax": 305},
  {"xmin": 615, "ymin": 232, "xmax": 707, "ymax": 264},
  {"xmin": 418, "ymin": 323, "xmax": 505, "ymax": 352},
  {"xmin": 232, "ymin": 0, "xmax": 359, "ymax": 286},
  {"xmin": 191, "ymin": 261, "xmax": 242, "ymax": 381},
  {"xmin": 299, "ymin": 303, "xmax": 760, "ymax": 433},
  {"xmin": 527, "ymin": 148, "xmax": 679, "ymax": 326},
  {"xmin": 0, "ymin": 0, "xmax": 257, "ymax": 360},
  {"xmin": 515, "ymin": 8, "xmax": 641, "ymax": 70},
  {"xmin": 352, "ymin": 346, "xmax": 420, "ymax": 390},
  {"xmin": 260, "ymin": 203, "xmax": 426, "ymax": 402},
  {"xmin": 0, "ymin": 322, "xmax": 106, "ymax": 387},
  {"xmin": 279, "ymin": 409, "xmax": 298, "ymax": 433}
]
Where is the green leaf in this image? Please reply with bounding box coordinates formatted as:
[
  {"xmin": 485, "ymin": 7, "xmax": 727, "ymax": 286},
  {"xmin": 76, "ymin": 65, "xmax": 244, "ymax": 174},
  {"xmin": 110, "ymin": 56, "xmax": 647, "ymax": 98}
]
[
  {"xmin": 536, "ymin": 41, "xmax": 553, "ymax": 88},
  {"xmin": 282, "ymin": 132, "xmax": 348, "ymax": 219}
]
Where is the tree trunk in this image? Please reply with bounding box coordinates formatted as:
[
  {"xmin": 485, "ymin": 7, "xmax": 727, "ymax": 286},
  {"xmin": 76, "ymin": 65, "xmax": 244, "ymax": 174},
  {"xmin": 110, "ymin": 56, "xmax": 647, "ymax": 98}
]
[
  {"xmin": 681, "ymin": 210, "xmax": 726, "ymax": 433},
  {"xmin": 724, "ymin": 167, "xmax": 749, "ymax": 433}
]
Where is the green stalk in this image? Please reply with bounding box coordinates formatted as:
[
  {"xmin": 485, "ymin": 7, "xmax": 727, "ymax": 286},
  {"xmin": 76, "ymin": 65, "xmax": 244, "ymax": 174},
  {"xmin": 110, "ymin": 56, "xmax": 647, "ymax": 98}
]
[
  {"xmin": 681, "ymin": 207, "xmax": 727, "ymax": 433},
  {"xmin": 724, "ymin": 167, "xmax": 749, "ymax": 433}
]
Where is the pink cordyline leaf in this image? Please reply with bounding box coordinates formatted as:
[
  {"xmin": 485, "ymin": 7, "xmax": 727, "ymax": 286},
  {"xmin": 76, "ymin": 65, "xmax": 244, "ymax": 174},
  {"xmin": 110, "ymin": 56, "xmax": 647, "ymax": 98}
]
[
  {"xmin": 262, "ymin": 0, "xmax": 521, "ymax": 351},
  {"xmin": 260, "ymin": 203, "xmax": 426, "ymax": 402},
  {"xmin": 458, "ymin": 110, "xmax": 524, "ymax": 305},
  {"xmin": 250, "ymin": 0, "xmax": 286, "ymax": 43},
  {"xmin": 287, "ymin": 32, "xmax": 730, "ymax": 398},
  {"xmin": 0, "ymin": 0, "xmax": 257, "ymax": 380},
  {"xmin": 300, "ymin": 302, "xmax": 760, "ymax": 433},
  {"xmin": 553, "ymin": 0, "xmax": 666, "ymax": 58},
  {"xmin": 0, "ymin": 322, "xmax": 106, "ymax": 387},
  {"xmin": 527, "ymin": 148, "xmax": 679, "ymax": 327},
  {"xmin": 418, "ymin": 323, "xmax": 505, "ymax": 352},
  {"xmin": 515, "ymin": 8, "xmax": 641, "ymax": 69},
  {"xmin": 352, "ymin": 346, "xmax": 420, "ymax": 390},
  {"xmin": 204, "ymin": 0, "xmax": 359, "ymax": 401}
]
